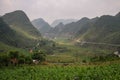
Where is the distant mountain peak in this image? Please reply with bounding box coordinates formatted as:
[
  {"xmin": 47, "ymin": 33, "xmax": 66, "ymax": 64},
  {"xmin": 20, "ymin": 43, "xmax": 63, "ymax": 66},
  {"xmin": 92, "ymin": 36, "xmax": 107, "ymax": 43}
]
[
  {"xmin": 33, "ymin": 18, "xmax": 45, "ymax": 22},
  {"xmin": 32, "ymin": 18, "xmax": 51, "ymax": 35},
  {"xmin": 81, "ymin": 17, "xmax": 90, "ymax": 20},
  {"xmin": 58, "ymin": 22, "xmax": 64, "ymax": 26},
  {"xmin": 77, "ymin": 17, "xmax": 90, "ymax": 24},
  {"xmin": 115, "ymin": 12, "xmax": 120, "ymax": 17},
  {"xmin": 55, "ymin": 22, "xmax": 64, "ymax": 28},
  {"xmin": 51, "ymin": 19, "xmax": 78, "ymax": 27}
]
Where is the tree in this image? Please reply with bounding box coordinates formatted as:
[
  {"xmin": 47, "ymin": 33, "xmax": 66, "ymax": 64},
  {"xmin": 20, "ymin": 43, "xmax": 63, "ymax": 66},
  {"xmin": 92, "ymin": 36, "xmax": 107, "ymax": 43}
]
[
  {"xmin": 9, "ymin": 51, "xmax": 19, "ymax": 59},
  {"xmin": 32, "ymin": 51, "xmax": 46, "ymax": 62},
  {"xmin": 25, "ymin": 56, "xmax": 32, "ymax": 64},
  {"xmin": 19, "ymin": 55, "xmax": 32, "ymax": 64},
  {"xmin": 8, "ymin": 51, "xmax": 19, "ymax": 65},
  {"xmin": 18, "ymin": 55, "xmax": 25, "ymax": 64}
]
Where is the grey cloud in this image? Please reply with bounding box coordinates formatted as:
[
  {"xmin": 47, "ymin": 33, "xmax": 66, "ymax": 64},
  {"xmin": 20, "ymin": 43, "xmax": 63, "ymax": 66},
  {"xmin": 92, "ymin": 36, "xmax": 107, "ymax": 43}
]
[{"xmin": 0, "ymin": 0, "xmax": 120, "ymax": 24}]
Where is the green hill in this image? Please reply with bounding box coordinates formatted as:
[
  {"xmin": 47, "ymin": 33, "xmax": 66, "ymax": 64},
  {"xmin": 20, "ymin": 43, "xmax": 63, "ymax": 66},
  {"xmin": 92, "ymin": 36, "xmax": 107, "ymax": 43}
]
[
  {"xmin": 2, "ymin": 10, "xmax": 41, "ymax": 39},
  {"xmin": 0, "ymin": 11, "xmax": 58, "ymax": 55},
  {"xmin": 0, "ymin": 17, "xmax": 32, "ymax": 54},
  {"xmin": 0, "ymin": 17, "xmax": 40, "ymax": 48},
  {"xmin": 0, "ymin": 10, "xmax": 42, "ymax": 48},
  {"xmin": 78, "ymin": 13, "xmax": 120, "ymax": 44}
]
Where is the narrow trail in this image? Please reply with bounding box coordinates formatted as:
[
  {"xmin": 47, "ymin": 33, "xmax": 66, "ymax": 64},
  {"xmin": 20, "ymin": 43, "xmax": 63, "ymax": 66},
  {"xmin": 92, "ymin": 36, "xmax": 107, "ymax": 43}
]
[{"xmin": 79, "ymin": 41, "xmax": 120, "ymax": 47}]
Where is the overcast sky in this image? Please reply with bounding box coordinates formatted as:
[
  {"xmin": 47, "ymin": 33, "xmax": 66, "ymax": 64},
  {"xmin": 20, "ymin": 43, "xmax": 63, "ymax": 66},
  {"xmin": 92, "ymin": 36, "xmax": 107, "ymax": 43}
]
[{"xmin": 0, "ymin": 0, "xmax": 120, "ymax": 24}]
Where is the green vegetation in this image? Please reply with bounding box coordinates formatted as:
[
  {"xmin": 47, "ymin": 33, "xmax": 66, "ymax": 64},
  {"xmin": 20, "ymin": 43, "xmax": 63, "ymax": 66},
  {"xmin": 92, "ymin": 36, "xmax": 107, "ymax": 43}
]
[
  {"xmin": 0, "ymin": 10, "xmax": 120, "ymax": 80},
  {"xmin": 46, "ymin": 38, "xmax": 113, "ymax": 63},
  {"xmin": 90, "ymin": 53, "xmax": 120, "ymax": 62},
  {"xmin": 32, "ymin": 51, "xmax": 46, "ymax": 62},
  {"xmin": 0, "ymin": 50, "xmax": 46, "ymax": 67},
  {"xmin": 0, "ymin": 62, "xmax": 120, "ymax": 80}
]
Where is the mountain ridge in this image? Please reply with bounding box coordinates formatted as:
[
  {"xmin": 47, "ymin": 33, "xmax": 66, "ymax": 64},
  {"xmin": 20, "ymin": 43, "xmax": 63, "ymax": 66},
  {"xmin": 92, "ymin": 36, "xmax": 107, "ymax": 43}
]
[
  {"xmin": 76, "ymin": 12, "xmax": 120, "ymax": 44},
  {"xmin": 51, "ymin": 19, "xmax": 78, "ymax": 27},
  {"xmin": 46, "ymin": 12, "xmax": 120, "ymax": 45}
]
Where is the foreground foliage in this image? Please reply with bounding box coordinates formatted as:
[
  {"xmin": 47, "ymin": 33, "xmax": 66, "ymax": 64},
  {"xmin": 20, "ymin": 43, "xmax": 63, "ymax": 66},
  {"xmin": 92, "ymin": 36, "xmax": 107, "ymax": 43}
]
[
  {"xmin": 0, "ymin": 50, "xmax": 46, "ymax": 66},
  {"xmin": 0, "ymin": 62, "xmax": 120, "ymax": 80}
]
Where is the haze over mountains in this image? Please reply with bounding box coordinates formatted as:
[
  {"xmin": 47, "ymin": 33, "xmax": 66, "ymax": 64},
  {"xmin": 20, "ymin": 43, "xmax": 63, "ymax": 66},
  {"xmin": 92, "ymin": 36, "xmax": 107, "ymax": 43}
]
[
  {"xmin": 51, "ymin": 19, "xmax": 78, "ymax": 27},
  {"xmin": 0, "ymin": 10, "xmax": 120, "ymax": 51},
  {"xmin": 31, "ymin": 18, "xmax": 78, "ymax": 36},
  {"xmin": 45, "ymin": 12, "xmax": 120, "ymax": 44},
  {"xmin": 45, "ymin": 17, "xmax": 95, "ymax": 39},
  {"xmin": 32, "ymin": 18, "xmax": 51, "ymax": 35}
]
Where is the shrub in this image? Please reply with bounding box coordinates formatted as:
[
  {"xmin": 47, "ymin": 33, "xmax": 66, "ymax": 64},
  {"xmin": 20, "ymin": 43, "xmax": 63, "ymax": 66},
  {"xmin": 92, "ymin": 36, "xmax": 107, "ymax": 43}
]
[
  {"xmin": 0, "ymin": 54, "xmax": 9, "ymax": 66},
  {"xmin": 8, "ymin": 51, "xmax": 19, "ymax": 59},
  {"xmin": 32, "ymin": 51, "xmax": 46, "ymax": 63}
]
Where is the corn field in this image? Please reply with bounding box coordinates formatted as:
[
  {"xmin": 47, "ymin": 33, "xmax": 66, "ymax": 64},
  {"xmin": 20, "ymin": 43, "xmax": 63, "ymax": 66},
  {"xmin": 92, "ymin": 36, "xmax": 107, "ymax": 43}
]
[{"xmin": 0, "ymin": 63, "xmax": 120, "ymax": 80}]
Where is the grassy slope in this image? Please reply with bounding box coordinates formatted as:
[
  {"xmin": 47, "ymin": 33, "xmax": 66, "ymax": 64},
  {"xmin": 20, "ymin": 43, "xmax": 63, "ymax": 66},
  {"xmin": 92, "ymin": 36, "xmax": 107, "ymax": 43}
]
[
  {"xmin": 10, "ymin": 25, "xmax": 38, "ymax": 39},
  {"xmin": 0, "ymin": 42, "xmax": 30, "ymax": 56}
]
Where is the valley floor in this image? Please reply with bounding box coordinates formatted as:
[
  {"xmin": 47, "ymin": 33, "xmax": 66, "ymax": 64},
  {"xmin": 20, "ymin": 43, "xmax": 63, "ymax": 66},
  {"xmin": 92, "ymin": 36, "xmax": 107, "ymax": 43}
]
[
  {"xmin": 46, "ymin": 38, "xmax": 113, "ymax": 63},
  {"xmin": 0, "ymin": 38, "xmax": 119, "ymax": 80}
]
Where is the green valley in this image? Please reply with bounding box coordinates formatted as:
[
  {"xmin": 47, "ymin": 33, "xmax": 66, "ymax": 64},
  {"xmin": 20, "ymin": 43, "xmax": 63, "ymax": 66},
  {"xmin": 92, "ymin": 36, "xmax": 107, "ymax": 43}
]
[{"xmin": 0, "ymin": 9, "xmax": 120, "ymax": 80}]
